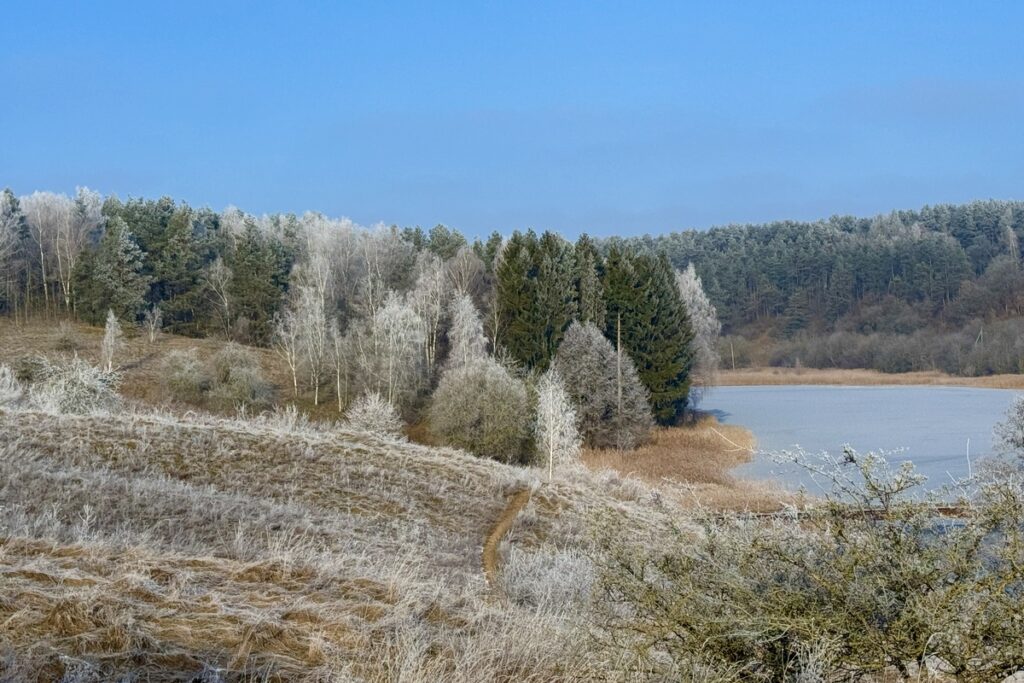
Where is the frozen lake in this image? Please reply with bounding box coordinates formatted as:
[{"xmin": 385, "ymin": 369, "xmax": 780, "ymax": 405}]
[{"xmin": 705, "ymin": 385, "xmax": 1018, "ymax": 493}]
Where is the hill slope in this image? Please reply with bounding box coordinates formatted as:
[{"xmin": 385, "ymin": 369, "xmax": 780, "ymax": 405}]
[{"xmin": 0, "ymin": 406, "xmax": 669, "ymax": 681}]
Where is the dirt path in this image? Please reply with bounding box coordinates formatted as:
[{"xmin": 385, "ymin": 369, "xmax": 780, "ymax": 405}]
[{"xmin": 482, "ymin": 488, "xmax": 531, "ymax": 587}]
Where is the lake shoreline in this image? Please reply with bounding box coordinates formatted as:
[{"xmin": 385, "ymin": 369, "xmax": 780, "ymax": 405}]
[{"xmin": 719, "ymin": 367, "xmax": 1024, "ymax": 390}]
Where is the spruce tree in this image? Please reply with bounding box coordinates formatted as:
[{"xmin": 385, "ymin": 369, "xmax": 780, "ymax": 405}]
[
  {"xmin": 574, "ymin": 234, "xmax": 605, "ymax": 329},
  {"xmin": 603, "ymin": 247, "xmax": 695, "ymax": 424},
  {"xmin": 495, "ymin": 230, "xmax": 576, "ymax": 370}
]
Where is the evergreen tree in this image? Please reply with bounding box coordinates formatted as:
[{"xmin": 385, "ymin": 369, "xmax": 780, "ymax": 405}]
[
  {"xmin": 495, "ymin": 230, "xmax": 576, "ymax": 370},
  {"xmin": 75, "ymin": 217, "xmax": 149, "ymax": 323},
  {"xmin": 603, "ymin": 248, "xmax": 695, "ymax": 424},
  {"xmin": 574, "ymin": 234, "xmax": 606, "ymax": 329},
  {"xmin": 150, "ymin": 206, "xmax": 202, "ymax": 333},
  {"xmin": 228, "ymin": 221, "xmax": 291, "ymax": 342}
]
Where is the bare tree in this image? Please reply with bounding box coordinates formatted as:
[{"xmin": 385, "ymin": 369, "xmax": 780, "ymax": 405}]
[
  {"xmin": 100, "ymin": 309, "xmax": 123, "ymax": 372},
  {"xmin": 202, "ymin": 257, "xmax": 233, "ymax": 336},
  {"xmin": 351, "ymin": 291, "xmax": 425, "ymax": 410},
  {"xmin": 676, "ymin": 263, "xmax": 722, "ymax": 405},
  {"xmin": 143, "ymin": 304, "xmax": 162, "ymax": 343},
  {"xmin": 272, "ymin": 306, "xmax": 302, "ymax": 398},
  {"xmin": 447, "ymin": 245, "xmax": 486, "ymax": 300},
  {"xmin": 22, "ymin": 191, "xmax": 73, "ymax": 314},
  {"xmin": 447, "ymin": 293, "xmax": 487, "ymax": 369},
  {"xmin": 535, "ymin": 369, "xmax": 582, "ymax": 481},
  {"xmin": 328, "ymin": 319, "xmax": 350, "ymax": 412},
  {"xmin": 0, "ymin": 191, "xmax": 20, "ymax": 271},
  {"xmin": 296, "ymin": 285, "xmax": 329, "ymax": 405},
  {"xmin": 62, "ymin": 187, "xmax": 103, "ymax": 310},
  {"xmin": 409, "ymin": 252, "xmax": 449, "ymax": 377}
]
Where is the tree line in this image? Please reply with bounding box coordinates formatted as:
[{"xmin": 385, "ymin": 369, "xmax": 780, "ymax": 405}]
[
  {"xmin": 616, "ymin": 199, "xmax": 1024, "ymax": 375},
  {"xmin": 0, "ymin": 187, "xmax": 722, "ymax": 461}
]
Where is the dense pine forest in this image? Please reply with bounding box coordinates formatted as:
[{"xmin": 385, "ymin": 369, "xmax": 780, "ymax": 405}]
[{"xmin": 620, "ymin": 199, "xmax": 1024, "ymax": 375}]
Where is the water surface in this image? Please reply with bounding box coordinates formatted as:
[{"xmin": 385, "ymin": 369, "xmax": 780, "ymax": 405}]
[{"xmin": 705, "ymin": 385, "xmax": 1017, "ymax": 493}]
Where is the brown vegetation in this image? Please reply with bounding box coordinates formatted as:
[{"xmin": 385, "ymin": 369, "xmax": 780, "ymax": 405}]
[
  {"xmin": 720, "ymin": 366, "xmax": 1024, "ymax": 389},
  {"xmin": 581, "ymin": 415, "xmax": 791, "ymax": 512}
]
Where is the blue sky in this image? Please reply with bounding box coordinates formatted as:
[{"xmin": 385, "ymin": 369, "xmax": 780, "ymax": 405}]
[{"xmin": 3, "ymin": 1, "xmax": 1023, "ymax": 237}]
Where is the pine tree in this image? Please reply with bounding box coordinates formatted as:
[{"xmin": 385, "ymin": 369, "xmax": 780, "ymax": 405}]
[
  {"xmin": 76, "ymin": 217, "xmax": 149, "ymax": 323},
  {"xmin": 603, "ymin": 248, "xmax": 695, "ymax": 424},
  {"xmin": 150, "ymin": 206, "xmax": 202, "ymax": 333},
  {"xmin": 228, "ymin": 221, "xmax": 291, "ymax": 342}
]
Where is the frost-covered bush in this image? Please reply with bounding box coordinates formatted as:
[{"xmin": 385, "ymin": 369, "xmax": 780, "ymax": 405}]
[
  {"xmin": 26, "ymin": 357, "xmax": 121, "ymax": 415},
  {"xmin": 502, "ymin": 545, "xmax": 594, "ymax": 611},
  {"xmin": 207, "ymin": 344, "xmax": 273, "ymax": 410},
  {"xmin": 994, "ymin": 394, "xmax": 1024, "ymax": 465},
  {"xmin": 343, "ymin": 391, "xmax": 405, "ymax": 438},
  {"xmin": 161, "ymin": 349, "xmax": 210, "ymax": 402},
  {"xmin": 0, "ymin": 364, "xmax": 24, "ymax": 407},
  {"xmin": 429, "ymin": 356, "xmax": 531, "ymax": 463}
]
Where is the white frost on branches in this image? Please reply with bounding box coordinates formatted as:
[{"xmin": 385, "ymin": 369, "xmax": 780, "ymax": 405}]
[
  {"xmin": 535, "ymin": 369, "xmax": 582, "ymax": 481},
  {"xmin": 676, "ymin": 263, "xmax": 722, "ymax": 405}
]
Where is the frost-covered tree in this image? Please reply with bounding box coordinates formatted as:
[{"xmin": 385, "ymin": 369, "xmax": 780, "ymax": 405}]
[
  {"xmin": 100, "ymin": 309, "xmax": 123, "ymax": 373},
  {"xmin": 143, "ymin": 304, "xmax": 162, "ymax": 343},
  {"xmin": 429, "ymin": 356, "xmax": 531, "ymax": 464},
  {"xmin": 0, "ymin": 190, "xmax": 21, "ymax": 276},
  {"xmin": 447, "ymin": 245, "xmax": 486, "ymax": 300},
  {"xmin": 272, "ymin": 305, "xmax": 303, "ymax": 398},
  {"xmin": 328, "ymin": 319, "xmax": 349, "ymax": 412},
  {"xmin": 351, "ymin": 291, "xmax": 425, "ymax": 410},
  {"xmin": 447, "ymin": 293, "xmax": 487, "ymax": 369},
  {"xmin": 553, "ymin": 322, "xmax": 653, "ymax": 450},
  {"xmin": 202, "ymin": 257, "xmax": 234, "ymax": 337},
  {"xmin": 535, "ymin": 369, "xmax": 582, "ymax": 481},
  {"xmin": 296, "ymin": 285, "xmax": 329, "ymax": 404},
  {"xmin": 676, "ymin": 263, "xmax": 722, "ymax": 405},
  {"xmin": 344, "ymin": 391, "xmax": 405, "ymax": 438},
  {"xmin": 22, "ymin": 191, "xmax": 73, "ymax": 313},
  {"xmin": 408, "ymin": 252, "xmax": 449, "ymax": 376}
]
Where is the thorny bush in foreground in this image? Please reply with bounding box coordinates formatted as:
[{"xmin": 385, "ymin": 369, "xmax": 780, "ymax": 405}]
[{"xmin": 591, "ymin": 450, "xmax": 1024, "ymax": 682}]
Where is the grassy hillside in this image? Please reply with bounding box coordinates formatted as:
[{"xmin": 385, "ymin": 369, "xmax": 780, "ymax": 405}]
[{"xmin": 0, "ymin": 405, "xmax": 677, "ymax": 681}]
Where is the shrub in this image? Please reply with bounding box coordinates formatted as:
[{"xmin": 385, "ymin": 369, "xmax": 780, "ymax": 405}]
[
  {"xmin": 160, "ymin": 349, "xmax": 210, "ymax": 403},
  {"xmin": 592, "ymin": 451, "xmax": 1024, "ymax": 681},
  {"xmin": 206, "ymin": 344, "xmax": 273, "ymax": 410},
  {"xmin": 54, "ymin": 320, "xmax": 79, "ymax": 352},
  {"xmin": 26, "ymin": 357, "xmax": 121, "ymax": 415},
  {"xmin": 343, "ymin": 391, "xmax": 405, "ymax": 438},
  {"xmin": 429, "ymin": 356, "xmax": 531, "ymax": 463}
]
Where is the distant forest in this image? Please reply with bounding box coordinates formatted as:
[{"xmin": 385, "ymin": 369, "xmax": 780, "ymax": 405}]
[
  {"xmin": 619, "ymin": 200, "xmax": 1024, "ymax": 376},
  {"xmin": 2, "ymin": 190, "xmax": 1023, "ymax": 378}
]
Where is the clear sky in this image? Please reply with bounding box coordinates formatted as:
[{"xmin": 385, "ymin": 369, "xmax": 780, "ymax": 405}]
[{"xmin": 3, "ymin": 1, "xmax": 1023, "ymax": 237}]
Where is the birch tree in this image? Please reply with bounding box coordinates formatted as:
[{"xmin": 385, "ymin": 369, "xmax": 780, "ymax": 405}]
[
  {"xmin": 447, "ymin": 293, "xmax": 487, "ymax": 369},
  {"xmin": 676, "ymin": 263, "xmax": 722, "ymax": 404},
  {"xmin": 409, "ymin": 252, "xmax": 449, "ymax": 377},
  {"xmin": 535, "ymin": 369, "xmax": 582, "ymax": 481},
  {"xmin": 296, "ymin": 285, "xmax": 329, "ymax": 405},
  {"xmin": 351, "ymin": 291, "xmax": 425, "ymax": 410},
  {"xmin": 272, "ymin": 306, "xmax": 302, "ymax": 398},
  {"xmin": 22, "ymin": 191, "xmax": 73, "ymax": 314},
  {"xmin": 202, "ymin": 257, "xmax": 233, "ymax": 336},
  {"xmin": 100, "ymin": 309, "xmax": 123, "ymax": 372}
]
